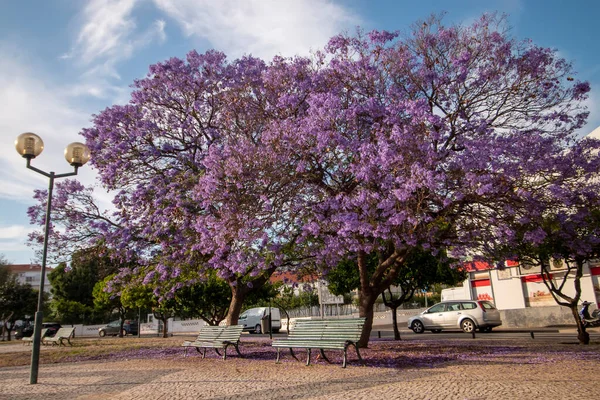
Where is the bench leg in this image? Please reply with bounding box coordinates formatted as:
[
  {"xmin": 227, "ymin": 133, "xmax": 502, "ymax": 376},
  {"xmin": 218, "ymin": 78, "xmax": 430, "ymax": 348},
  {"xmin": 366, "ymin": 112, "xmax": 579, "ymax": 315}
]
[
  {"xmin": 289, "ymin": 348, "xmax": 298, "ymax": 361},
  {"xmin": 184, "ymin": 347, "xmax": 189, "ymax": 357},
  {"xmin": 233, "ymin": 343, "xmax": 242, "ymax": 358},
  {"xmin": 222, "ymin": 346, "xmax": 227, "ymax": 360},
  {"xmin": 354, "ymin": 345, "xmax": 364, "ymax": 366},
  {"xmin": 306, "ymin": 348, "xmax": 312, "ymax": 366},
  {"xmin": 342, "ymin": 342, "xmax": 364, "ymax": 368},
  {"xmin": 276, "ymin": 348, "xmax": 281, "ymax": 363},
  {"xmin": 214, "ymin": 348, "xmax": 222, "ymax": 358},
  {"xmin": 319, "ymin": 349, "xmax": 331, "ymax": 364}
]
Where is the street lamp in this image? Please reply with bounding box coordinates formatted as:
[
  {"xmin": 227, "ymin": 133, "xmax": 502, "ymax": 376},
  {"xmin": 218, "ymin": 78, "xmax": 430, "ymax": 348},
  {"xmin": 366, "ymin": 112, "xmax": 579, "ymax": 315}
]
[{"xmin": 14, "ymin": 132, "xmax": 90, "ymax": 384}]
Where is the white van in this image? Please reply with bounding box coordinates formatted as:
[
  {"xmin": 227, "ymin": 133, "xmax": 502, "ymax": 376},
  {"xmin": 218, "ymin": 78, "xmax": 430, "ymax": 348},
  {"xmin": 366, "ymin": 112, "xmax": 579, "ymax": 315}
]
[{"xmin": 238, "ymin": 307, "xmax": 281, "ymax": 333}]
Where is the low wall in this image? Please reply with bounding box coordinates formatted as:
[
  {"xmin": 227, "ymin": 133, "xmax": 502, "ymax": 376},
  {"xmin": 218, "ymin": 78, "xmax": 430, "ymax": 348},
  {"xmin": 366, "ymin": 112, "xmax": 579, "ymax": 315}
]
[{"xmin": 500, "ymin": 306, "xmax": 575, "ymax": 328}]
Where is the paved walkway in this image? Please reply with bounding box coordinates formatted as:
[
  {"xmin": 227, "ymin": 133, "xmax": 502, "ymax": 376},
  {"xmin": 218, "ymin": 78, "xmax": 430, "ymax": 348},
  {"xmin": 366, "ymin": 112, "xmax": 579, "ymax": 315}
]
[{"xmin": 1, "ymin": 344, "xmax": 599, "ymax": 399}]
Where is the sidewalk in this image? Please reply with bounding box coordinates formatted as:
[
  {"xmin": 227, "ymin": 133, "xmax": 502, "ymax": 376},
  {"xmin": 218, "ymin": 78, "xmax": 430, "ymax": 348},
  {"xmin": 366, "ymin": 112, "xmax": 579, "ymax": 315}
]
[{"xmin": 1, "ymin": 337, "xmax": 599, "ymax": 399}]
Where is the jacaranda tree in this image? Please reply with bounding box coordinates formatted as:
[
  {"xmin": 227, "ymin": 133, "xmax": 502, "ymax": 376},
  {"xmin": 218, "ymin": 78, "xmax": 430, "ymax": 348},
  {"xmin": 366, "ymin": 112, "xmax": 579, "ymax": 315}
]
[
  {"xmin": 27, "ymin": 13, "xmax": 599, "ymax": 346},
  {"xmin": 269, "ymin": 14, "xmax": 596, "ymax": 345},
  {"xmin": 67, "ymin": 51, "xmax": 316, "ymax": 323}
]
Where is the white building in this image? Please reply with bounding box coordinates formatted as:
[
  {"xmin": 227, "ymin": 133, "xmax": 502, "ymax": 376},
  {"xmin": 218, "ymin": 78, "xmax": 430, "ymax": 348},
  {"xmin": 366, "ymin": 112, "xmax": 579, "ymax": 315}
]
[
  {"xmin": 442, "ymin": 260, "xmax": 600, "ymax": 310},
  {"xmin": 3, "ymin": 264, "xmax": 52, "ymax": 294}
]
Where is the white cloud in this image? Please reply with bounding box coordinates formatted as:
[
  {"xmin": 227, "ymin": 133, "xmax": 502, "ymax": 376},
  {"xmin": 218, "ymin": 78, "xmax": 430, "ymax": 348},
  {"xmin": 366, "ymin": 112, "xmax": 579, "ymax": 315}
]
[
  {"xmin": 0, "ymin": 46, "xmax": 114, "ymax": 214},
  {"xmin": 0, "ymin": 225, "xmax": 33, "ymax": 240},
  {"xmin": 153, "ymin": 0, "xmax": 360, "ymax": 59},
  {"xmin": 153, "ymin": 19, "xmax": 167, "ymax": 43},
  {"xmin": 0, "ymin": 50, "xmax": 93, "ymax": 199},
  {"xmin": 75, "ymin": 0, "xmax": 139, "ymax": 65},
  {"xmin": 65, "ymin": 0, "xmax": 167, "ymax": 85},
  {"xmin": 0, "ymin": 224, "xmax": 35, "ymax": 262}
]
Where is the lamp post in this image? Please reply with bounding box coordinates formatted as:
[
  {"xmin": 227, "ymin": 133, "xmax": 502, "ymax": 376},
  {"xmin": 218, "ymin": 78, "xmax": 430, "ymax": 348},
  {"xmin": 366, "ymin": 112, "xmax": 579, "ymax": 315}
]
[{"xmin": 14, "ymin": 132, "xmax": 90, "ymax": 385}]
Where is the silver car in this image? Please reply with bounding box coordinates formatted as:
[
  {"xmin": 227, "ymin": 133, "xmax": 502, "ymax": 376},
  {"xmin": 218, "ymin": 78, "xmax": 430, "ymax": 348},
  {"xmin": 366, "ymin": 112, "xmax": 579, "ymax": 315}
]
[{"xmin": 408, "ymin": 300, "xmax": 502, "ymax": 333}]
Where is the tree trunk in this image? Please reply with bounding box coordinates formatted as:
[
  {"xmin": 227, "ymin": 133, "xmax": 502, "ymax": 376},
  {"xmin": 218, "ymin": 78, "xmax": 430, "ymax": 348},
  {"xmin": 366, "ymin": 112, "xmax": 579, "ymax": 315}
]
[
  {"xmin": 225, "ymin": 267, "xmax": 277, "ymax": 325},
  {"xmin": 153, "ymin": 311, "xmax": 170, "ymax": 338},
  {"xmin": 572, "ymin": 305, "xmax": 589, "ymax": 345},
  {"xmin": 382, "ymin": 287, "xmax": 410, "ymax": 341},
  {"xmin": 391, "ymin": 305, "xmax": 401, "ymax": 340},
  {"xmin": 1, "ymin": 313, "xmax": 14, "ymax": 341},
  {"xmin": 118, "ymin": 307, "xmax": 126, "ymax": 338},
  {"xmin": 161, "ymin": 315, "xmax": 169, "ymax": 338},
  {"xmin": 226, "ymin": 283, "xmax": 247, "ymax": 325},
  {"xmin": 357, "ymin": 290, "xmax": 377, "ymax": 347}
]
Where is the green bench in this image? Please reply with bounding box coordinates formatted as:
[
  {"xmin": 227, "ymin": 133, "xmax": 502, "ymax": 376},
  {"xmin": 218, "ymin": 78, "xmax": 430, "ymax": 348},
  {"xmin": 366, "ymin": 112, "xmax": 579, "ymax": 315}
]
[
  {"xmin": 271, "ymin": 318, "xmax": 366, "ymax": 368},
  {"xmin": 182, "ymin": 325, "xmax": 244, "ymax": 360},
  {"xmin": 42, "ymin": 327, "xmax": 75, "ymax": 346}
]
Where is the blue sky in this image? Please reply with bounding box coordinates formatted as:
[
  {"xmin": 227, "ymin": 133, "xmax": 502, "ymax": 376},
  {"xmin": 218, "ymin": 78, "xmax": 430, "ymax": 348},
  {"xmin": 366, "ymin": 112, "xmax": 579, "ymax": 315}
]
[{"xmin": 1, "ymin": 0, "xmax": 599, "ymax": 265}]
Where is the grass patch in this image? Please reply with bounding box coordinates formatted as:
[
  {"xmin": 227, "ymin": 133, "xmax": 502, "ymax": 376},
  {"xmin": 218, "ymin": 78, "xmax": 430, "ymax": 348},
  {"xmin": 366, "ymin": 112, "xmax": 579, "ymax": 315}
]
[{"xmin": 0, "ymin": 337, "xmax": 184, "ymax": 368}]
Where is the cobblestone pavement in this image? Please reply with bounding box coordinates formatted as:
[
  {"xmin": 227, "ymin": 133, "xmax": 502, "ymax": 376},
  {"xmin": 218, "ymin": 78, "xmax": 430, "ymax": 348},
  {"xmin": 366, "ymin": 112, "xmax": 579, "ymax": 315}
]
[{"xmin": 1, "ymin": 350, "xmax": 599, "ymax": 400}]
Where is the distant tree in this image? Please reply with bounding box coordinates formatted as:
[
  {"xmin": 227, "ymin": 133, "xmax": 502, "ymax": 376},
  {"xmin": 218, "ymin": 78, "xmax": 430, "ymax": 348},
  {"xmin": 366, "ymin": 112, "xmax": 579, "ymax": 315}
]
[
  {"xmin": 116, "ymin": 275, "xmax": 176, "ymax": 338},
  {"xmin": 174, "ymin": 270, "xmax": 231, "ymax": 326},
  {"xmin": 380, "ymin": 249, "xmax": 464, "ymax": 340},
  {"xmin": 93, "ymin": 274, "xmax": 129, "ymax": 336},
  {"xmin": 47, "ymin": 246, "xmax": 120, "ymax": 324},
  {"xmin": 327, "ymin": 249, "xmax": 465, "ymax": 339},
  {"xmin": 0, "ymin": 260, "xmax": 38, "ymax": 341},
  {"xmin": 274, "ymin": 284, "xmax": 320, "ymax": 311}
]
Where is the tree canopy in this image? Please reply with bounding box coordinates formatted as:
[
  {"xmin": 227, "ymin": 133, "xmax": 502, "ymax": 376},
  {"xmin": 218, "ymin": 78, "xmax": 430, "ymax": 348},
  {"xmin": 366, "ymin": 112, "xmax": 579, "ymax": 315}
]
[{"xmin": 27, "ymin": 14, "xmax": 600, "ymax": 345}]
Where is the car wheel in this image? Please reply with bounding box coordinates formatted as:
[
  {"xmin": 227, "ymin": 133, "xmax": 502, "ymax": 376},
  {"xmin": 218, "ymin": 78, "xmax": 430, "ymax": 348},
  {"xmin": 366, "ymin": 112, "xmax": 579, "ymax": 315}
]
[
  {"xmin": 461, "ymin": 319, "xmax": 475, "ymax": 333},
  {"xmin": 272, "ymin": 329, "xmax": 280, "ymax": 333},
  {"xmin": 99, "ymin": 330, "xmax": 106, "ymax": 337},
  {"xmin": 255, "ymin": 324, "xmax": 262, "ymax": 334},
  {"xmin": 431, "ymin": 329, "xmax": 442, "ymax": 333},
  {"xmin": 411, "ymin": 320, "xmax": 425, "ymax": 334}
]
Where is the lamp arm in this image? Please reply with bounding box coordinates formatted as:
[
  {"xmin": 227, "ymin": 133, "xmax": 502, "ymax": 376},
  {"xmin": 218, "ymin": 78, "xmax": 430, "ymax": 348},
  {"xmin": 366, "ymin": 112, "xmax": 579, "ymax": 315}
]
[{"xmin": 26, "ymin": 158, "xmax": 79, "ymax": 178}]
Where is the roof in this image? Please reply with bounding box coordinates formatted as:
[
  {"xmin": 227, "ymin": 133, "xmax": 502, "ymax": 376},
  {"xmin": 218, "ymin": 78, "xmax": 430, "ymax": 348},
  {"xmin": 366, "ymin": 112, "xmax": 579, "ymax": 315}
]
[
  {"xmin": 270, "ymin": 271, "xmax": 319, "ymax": 284},
  {"xmin": 2, "ymin": 264, "xmax": 43, "ymax": 273},
  {"xmin": 463, "ymin": 259, "xmax": 519, "ymax": 272},
  {"xmin": 463, "ymin": 261, "xmax": 494, "ymax": 272}
]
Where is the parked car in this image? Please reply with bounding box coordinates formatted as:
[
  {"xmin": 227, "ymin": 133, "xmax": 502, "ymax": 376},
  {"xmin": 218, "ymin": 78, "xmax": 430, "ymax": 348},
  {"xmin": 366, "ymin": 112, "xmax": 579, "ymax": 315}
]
[
  {"xmin": 19, "ymin": 322, "xmax": 62, "ymax": 338},
  {"xmin": 98, "ymin": 320, "xmax": 138, "ymax": 337},
  {"xmin": 408, "ymin": 300, "xmax": 502, "ymax": 333},
  {"xmin": 238, "ymin": 307, "xmax": 281, "ymax": 333}
]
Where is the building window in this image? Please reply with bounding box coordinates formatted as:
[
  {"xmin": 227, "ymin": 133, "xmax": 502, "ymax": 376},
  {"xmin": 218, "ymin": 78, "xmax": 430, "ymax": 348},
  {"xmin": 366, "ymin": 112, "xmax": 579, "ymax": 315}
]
[{"xmin": 26, "ymin": 276, "xmax": 34, "ymax": 283}]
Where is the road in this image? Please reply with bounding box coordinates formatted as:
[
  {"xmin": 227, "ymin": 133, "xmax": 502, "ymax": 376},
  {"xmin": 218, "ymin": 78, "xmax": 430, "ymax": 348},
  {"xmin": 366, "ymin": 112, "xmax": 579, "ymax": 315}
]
[
  {"xmin": 248, "ymin": 326, "xmax": 600, "ymax": 344},
  {"xmin": 374, "ymin": 329, "xmax": 600, "ymax": 342}
]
